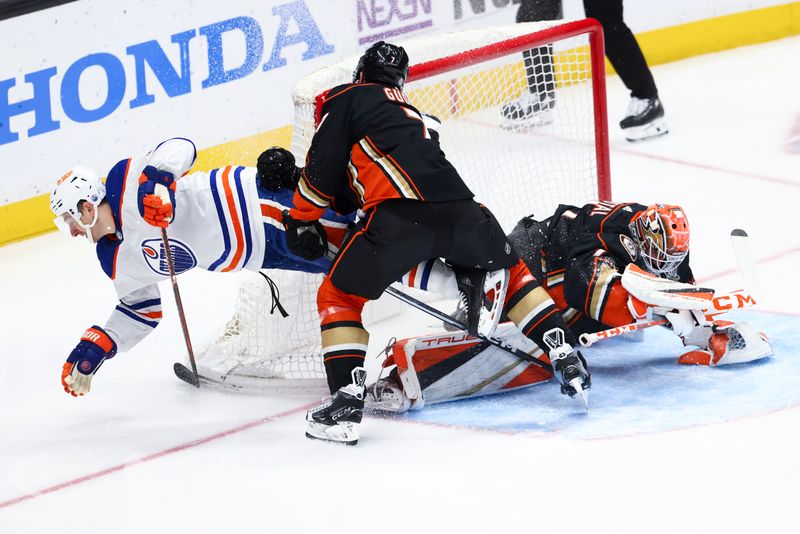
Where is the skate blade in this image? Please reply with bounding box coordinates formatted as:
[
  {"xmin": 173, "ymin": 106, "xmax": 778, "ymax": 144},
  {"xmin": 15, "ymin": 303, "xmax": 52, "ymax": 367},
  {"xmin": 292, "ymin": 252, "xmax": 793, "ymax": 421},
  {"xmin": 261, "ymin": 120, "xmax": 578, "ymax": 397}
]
[
  {"xmin": 623, "ymin": 118, "xmax": 668, "ymax": 142},
  {"xmin": 305, "ymin": 421, "xmax": 359, "ymax": 445},
  {"xmin": 569, "ymin": 378, "xmax": 590, "ymax": 412}
]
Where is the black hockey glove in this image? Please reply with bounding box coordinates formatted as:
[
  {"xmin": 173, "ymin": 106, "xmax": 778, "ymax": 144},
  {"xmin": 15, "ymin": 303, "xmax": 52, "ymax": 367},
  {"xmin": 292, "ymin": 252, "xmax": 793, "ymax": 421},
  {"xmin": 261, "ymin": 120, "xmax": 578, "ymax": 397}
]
[
  {"xmin": 551, "ymin": 350, "xmax": 591, "ymax": 397},
  {"xmin": 282, "ymin": 210, "xmax": 328, "ymax": 261},
  {"xmin": 257, "ymin": 147, "xmax": 301, "ymax": 191}
]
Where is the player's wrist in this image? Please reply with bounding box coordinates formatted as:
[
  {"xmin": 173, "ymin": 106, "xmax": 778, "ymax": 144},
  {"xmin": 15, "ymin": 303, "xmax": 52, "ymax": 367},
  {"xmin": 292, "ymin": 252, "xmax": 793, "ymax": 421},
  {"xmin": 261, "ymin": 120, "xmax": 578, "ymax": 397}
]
[{"xmin": 68, "ymin": 326, "xmax": 117, "ymax": 371}]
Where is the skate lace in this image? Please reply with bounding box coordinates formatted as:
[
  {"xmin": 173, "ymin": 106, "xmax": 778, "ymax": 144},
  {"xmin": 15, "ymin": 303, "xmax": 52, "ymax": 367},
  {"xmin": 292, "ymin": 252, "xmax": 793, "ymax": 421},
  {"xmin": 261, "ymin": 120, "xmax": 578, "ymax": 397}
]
[{"xmin": 372, "ymin": 337, "xmax": 397, "ymax": 401}]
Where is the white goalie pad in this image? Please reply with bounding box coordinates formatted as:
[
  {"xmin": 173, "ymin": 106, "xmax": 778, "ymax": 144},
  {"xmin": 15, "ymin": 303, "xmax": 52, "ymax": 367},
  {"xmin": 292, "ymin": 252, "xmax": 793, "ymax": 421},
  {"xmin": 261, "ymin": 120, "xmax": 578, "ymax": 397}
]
[
  {"xmin": 621, "ymin": 264, "xmax": 714, "ymax": 310},
  {"xmin": 367, "ymin": 323, "xmax": 553, "ymax": 412}
]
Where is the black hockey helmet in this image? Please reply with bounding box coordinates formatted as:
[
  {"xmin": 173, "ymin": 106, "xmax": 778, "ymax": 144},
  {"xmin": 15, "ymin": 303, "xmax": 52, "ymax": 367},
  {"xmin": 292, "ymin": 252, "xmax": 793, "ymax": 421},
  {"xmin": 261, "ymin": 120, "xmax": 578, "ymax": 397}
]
[
  {"xmin": 353, "ymin": 41, "xmax": 409, "ymax": 89},
  {"xmin": 257, "ymin": 146, "xmax": 300, "ymax": 191}
]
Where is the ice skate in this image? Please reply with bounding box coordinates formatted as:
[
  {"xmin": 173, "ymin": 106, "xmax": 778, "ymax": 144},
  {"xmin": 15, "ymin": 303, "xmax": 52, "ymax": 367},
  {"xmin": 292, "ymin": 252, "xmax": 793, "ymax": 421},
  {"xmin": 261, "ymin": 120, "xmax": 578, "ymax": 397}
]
[
  {"xmin": 306, "ymin": 368, "xmax": 366, "ymax": 445},
  {"xmin": 620, "ymin": 96, "xmax": 668, "ymax": 141},
  {"xmin": 454, "ymin": 267, "xmax": 509, "ymax": 337},
  {"xmin": 365, "ymin": 368, "xmax": 412, "ymax": 413},
  {"xmin": 500, "ymin": 91, "xmax": 555, "ymax": 129}
]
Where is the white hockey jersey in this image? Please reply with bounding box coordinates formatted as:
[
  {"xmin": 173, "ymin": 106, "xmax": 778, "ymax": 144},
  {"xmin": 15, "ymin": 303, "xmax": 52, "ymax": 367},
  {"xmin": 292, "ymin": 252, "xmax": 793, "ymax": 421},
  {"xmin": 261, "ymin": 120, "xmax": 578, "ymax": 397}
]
[{"xmin": 95, "ymin": 138, "xmax": 352, "ymax": 352}]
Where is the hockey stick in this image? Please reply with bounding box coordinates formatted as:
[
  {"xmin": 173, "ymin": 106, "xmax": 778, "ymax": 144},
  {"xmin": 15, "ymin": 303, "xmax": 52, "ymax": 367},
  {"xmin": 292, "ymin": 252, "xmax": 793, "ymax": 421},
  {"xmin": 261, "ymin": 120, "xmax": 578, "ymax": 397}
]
[
  {"xmin": 730, "ymin": 229, "xmax": 763, "ymax": 302},
  {"xmin": 579, "ymin": 288, "xmax": 758, "ymax": 347},
  {"xmin": 384, "ymin": 286, "xmax": 553, "ymax": 373},
  {"xmin": 160, "ymin": 228, "xmax": 200, "ymax": 388},
  {"xmin": 579, "ymin": 319, "xmax": 668, "ymax": 347}
]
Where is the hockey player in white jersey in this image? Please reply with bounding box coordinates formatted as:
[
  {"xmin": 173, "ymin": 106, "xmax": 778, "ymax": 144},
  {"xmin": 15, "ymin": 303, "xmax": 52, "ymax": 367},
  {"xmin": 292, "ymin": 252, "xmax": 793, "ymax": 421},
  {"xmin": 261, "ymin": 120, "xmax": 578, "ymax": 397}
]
[{"xmin": 50, "ymin": 138, "xmax": 353, "ymax": 397}]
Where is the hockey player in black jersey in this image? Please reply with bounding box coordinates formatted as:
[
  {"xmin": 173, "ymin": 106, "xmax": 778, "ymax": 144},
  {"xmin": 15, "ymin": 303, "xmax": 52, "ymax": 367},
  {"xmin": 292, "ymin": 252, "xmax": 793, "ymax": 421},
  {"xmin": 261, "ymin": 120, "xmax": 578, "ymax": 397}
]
[
  {"xmin": 284, "ymin": 41, "xmax": 591, "ymax": 444},
  {"xmin": 366, "ymin": 201, "xmax": 772, "ymax": 413}
]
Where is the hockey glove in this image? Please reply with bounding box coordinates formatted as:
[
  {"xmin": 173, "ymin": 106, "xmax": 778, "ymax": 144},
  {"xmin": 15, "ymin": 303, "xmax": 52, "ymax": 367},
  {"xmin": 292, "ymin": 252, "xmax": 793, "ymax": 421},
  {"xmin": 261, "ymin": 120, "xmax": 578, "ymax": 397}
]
[
  {"xmin": 257, "ymin": 147, "xmax": 301, "ymax": 191},
  {"xmin": 62, "ymin": 326, "xmax": 117, "ymax": 397},
  {"xmin": 137, "ymin": 165, "xmax": 177, "ymax": 228},
  {"xmin": 550, "ymin": 348, "xmax": 591, "ymax": 397},
  {"xmin": 282, "ymin": 210, "xmax": 328, "ymax": 260}
]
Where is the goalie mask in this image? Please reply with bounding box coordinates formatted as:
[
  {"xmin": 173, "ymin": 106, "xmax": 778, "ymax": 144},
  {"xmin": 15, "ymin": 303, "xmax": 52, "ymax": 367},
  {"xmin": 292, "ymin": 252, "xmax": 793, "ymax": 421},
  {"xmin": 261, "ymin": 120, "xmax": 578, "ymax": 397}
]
[
  {"xmin": 50, "ymin": 166, "xmax": 106, "ymax": 241},
  {"xmin": 630, "ymin": 204, "xmax": 690, "ymax": 277},
  {"xmin": 353, "ymin": 41, "xmax": 409, "ymax": 89}
]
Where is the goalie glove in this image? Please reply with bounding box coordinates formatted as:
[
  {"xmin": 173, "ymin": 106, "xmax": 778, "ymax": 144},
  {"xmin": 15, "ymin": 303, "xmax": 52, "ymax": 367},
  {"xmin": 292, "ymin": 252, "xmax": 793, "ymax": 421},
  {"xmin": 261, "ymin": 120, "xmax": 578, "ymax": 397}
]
[
  {"xmin": 62, "ymin": 326, "xmax": 117, "ymax": 397},
  {"xmin": 137, "ymin": 165, "xmax": 177, "ymax": 228},
  {"xmin": 282, "ymin": 210, "xmax": 328, "ymax": 260}
]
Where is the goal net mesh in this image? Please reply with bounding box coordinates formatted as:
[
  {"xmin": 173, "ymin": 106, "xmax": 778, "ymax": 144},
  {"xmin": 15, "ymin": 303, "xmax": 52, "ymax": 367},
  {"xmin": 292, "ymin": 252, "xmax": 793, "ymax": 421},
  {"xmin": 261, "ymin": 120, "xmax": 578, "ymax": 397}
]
[{"xmin": 195, "ymin": 20, "xmax": 609, "ymax": 391}]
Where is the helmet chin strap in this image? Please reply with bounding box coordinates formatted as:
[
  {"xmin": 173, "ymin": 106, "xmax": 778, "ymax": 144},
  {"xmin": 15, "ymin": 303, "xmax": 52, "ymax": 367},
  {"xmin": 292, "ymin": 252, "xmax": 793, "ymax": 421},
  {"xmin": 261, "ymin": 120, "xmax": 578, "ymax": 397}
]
[{"xmin": 76, "ymin": 203, "xmax": 101, "ymax": 243}]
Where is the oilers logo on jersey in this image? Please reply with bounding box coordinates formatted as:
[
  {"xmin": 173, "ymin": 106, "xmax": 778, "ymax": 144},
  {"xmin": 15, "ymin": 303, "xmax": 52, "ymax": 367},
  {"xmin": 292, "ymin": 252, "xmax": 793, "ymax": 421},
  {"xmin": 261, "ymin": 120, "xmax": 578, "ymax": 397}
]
[{"xmin": 141, "ymin": 238, "xmax": 197, "ymax": 275}]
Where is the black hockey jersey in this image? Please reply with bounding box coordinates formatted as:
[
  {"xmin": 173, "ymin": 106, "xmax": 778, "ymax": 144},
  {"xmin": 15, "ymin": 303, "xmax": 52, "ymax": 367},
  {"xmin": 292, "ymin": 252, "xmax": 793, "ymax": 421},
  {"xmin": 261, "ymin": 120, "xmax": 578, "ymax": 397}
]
[
  {"xmin": 290, "ymin": 82, "xmax": 474, "ymax": 220},
  {"xmin": 509, "ymin": 201, "xmax": 693, "ymax": 332}
]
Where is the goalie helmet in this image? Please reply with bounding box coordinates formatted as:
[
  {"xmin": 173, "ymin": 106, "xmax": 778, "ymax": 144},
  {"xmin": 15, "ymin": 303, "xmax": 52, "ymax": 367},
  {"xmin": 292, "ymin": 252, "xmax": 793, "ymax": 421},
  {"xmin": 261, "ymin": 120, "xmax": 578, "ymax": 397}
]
[
  {"xmin": 629, "ymin": 204, "xmax": 690, "ymax": 277},
  {"xmin": 353, "ymin": 41, "xmax": 409, "ymax": 89},
  {"xmin": 50, "ymin": 166, "xmax": 106, "ymax": 236}
]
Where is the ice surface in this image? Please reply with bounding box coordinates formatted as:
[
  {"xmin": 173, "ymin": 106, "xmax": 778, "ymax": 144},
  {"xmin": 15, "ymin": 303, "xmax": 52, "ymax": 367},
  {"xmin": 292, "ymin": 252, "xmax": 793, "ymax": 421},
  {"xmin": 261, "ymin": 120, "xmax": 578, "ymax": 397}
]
[{"xmin": 1, "ymin": 36, "xmax": 800, "ymax": 533}]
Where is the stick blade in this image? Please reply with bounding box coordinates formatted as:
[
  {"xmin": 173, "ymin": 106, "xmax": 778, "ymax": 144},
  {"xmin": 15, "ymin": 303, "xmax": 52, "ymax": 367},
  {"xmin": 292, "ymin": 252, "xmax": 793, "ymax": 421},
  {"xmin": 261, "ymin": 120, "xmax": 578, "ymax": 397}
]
[
  {"xmin": 173, "ymin": 362, "xmax": 200, "ymax": 388},
  {"xmin": 730, "ymin": 228, "xmax": 762, "ymax": 302}
]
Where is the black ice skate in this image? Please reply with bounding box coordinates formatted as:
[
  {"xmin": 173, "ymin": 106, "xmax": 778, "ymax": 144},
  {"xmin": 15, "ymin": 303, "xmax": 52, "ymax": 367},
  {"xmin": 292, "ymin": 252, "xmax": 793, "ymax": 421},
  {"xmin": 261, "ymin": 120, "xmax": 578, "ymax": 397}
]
[
  {"xmin": 306, "ymin": 367, "xmax": 366, "ymax": 445},
  {"xmin": 454, "ymin": 267, "xmax": 509, "ymax": 337},
  {"xmin": 500, "ymin": 91, "xmax": 555, "ymax": 128},
  {"xmin": 620, "ymin": 96, "xmax": 668, "ymax": 142}
]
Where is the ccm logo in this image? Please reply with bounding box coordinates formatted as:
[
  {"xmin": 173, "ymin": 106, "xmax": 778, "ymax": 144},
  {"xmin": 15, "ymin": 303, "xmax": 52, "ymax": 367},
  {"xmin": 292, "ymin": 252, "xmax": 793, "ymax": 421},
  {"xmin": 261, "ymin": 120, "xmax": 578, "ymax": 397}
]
[{"xmin": 712, "ymin": 293, "xmax": 756, "ymax": 311}]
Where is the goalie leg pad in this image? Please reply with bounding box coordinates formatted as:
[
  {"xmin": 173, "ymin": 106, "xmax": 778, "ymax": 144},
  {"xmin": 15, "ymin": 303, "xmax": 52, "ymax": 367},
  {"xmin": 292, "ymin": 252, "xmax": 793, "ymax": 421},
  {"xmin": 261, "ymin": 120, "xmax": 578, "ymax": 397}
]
[{"xmin": 372, "ymin": 324, "xmax": 552, "ymax": 410}]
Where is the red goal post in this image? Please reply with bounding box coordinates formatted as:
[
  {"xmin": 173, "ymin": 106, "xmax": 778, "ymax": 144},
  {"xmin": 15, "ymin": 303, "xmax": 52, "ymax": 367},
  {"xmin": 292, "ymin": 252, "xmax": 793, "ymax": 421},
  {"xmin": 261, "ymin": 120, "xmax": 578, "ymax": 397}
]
[{"xmin": 195, "ymin": 19, "xmax": 611, "ymax": 392}]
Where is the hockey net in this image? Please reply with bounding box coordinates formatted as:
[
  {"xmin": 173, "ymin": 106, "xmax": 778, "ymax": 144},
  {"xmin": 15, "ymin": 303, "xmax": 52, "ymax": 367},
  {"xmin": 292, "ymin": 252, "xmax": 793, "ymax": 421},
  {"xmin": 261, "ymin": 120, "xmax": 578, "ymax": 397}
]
[{"xmin": 195, "ymin": 19, "xmax": 610, "ymax": 392}]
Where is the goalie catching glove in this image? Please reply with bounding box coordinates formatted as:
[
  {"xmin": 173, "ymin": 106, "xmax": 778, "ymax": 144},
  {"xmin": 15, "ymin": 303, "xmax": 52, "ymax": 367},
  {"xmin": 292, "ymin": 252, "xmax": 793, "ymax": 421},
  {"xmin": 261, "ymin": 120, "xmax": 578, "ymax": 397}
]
[
  {"xmin": 62, "ymin": 326, "xmax": 117, "ymax": 397},
  {"xmin": 137, "ymin": 165, "xmax": 177, "ymax": 228},
  {"xmin": 282, "ymin": 210, "xmax": 328, "ymax": 260}
]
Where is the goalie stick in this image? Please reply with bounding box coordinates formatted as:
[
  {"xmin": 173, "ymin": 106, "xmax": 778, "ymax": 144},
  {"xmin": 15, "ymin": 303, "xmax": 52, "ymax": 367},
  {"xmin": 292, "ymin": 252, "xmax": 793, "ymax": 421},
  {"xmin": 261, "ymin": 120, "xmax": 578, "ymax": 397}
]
[
  {"xmin": 580, "ymin": 229, "xmax": 760, "ymax": 347},
  {"xmin": 160, "ymin": 228, "xmax": 200, "ymax": 388},
  {"xmin": 730, "ymin": 229, "xmax": 763, "ymax": 302}
]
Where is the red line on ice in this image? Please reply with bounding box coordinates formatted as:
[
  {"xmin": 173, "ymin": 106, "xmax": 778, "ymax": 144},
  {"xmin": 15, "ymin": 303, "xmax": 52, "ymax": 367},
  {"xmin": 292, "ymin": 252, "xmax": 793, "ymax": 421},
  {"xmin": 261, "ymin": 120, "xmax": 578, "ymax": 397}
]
[
  {"xmin": 612, "ymin": 147, "xmax": 800, "ymax": 188},
  {"xmin": 0, "ymin": 402, "xmax": 314, "ymax": 510}
]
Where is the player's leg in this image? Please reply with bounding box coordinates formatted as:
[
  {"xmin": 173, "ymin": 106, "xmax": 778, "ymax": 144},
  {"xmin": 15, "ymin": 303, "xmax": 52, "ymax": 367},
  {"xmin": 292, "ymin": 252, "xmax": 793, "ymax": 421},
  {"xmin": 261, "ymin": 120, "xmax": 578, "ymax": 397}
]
[
  {"xmin": 444, "ymin": 202, "xmax": 590, "ymax": 398},
  {"xmin": 583, "ymin": 0, "xmax": 667, "ymax": 140},
  {"xmin": 502, "ymin": 0, "xmax": 563, "ymax": 126},
  {"xmin": 306, "ymin": 201, "xmax": 449, "ymax": 444}
]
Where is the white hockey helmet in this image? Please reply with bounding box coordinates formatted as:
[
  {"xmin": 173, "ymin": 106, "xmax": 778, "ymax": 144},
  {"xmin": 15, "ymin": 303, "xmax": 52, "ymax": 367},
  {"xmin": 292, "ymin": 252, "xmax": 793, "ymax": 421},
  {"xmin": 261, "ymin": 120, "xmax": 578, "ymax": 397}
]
[{"xmin": 50, "ymin": 166, "xmax": 106, "ymax": 237}]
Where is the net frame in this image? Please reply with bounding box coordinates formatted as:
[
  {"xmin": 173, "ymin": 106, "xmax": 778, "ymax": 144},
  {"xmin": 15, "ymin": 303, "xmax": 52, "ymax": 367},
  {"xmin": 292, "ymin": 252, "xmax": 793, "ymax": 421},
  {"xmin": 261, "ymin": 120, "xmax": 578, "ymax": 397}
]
[{"xmin": 196, "ymin": 19, "xmax": 611, "ymax": 392}]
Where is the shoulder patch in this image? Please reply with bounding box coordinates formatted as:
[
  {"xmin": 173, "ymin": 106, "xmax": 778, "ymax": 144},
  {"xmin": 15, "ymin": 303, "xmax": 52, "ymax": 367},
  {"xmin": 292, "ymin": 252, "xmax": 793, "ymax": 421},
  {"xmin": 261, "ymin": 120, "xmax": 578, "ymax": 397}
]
[{"xmin": 620, "ymin": 234, "xmax": 638, "ymax": 261}]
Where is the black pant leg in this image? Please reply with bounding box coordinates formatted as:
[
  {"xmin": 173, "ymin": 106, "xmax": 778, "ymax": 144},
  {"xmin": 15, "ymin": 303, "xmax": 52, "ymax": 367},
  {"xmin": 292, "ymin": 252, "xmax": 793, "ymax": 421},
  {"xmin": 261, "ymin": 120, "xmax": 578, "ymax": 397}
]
[
  {"xmin": 517, "ymin": 0, "xmax": 563, "ymax": 97},
  {"xmin": 583, "ymin": 0, "xmax": 658, "ymax": 99}
]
